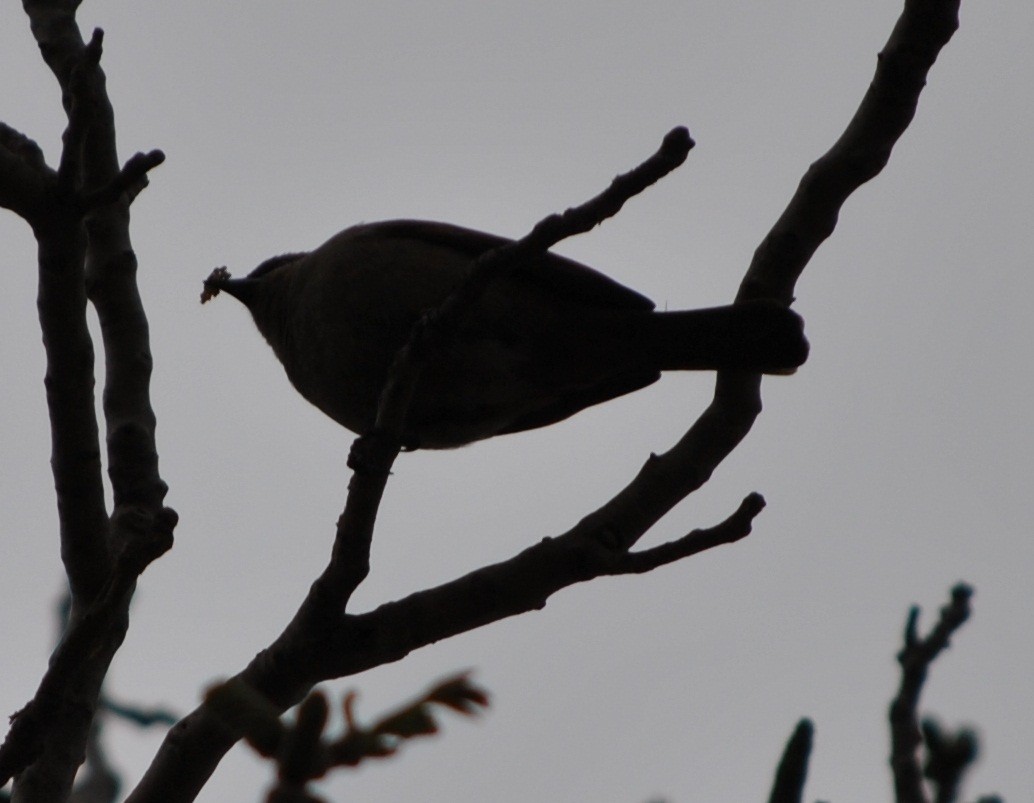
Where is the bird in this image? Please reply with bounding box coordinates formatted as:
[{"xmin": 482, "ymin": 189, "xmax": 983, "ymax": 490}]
[{"xmin": 202, "ymin": 220, "xmax": 808, "ymax": 449}]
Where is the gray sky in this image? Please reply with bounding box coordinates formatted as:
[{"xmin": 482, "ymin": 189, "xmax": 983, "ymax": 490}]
[{"xmin": 1, "ymin": 1, "xmax": 1031, "ymax": 801}]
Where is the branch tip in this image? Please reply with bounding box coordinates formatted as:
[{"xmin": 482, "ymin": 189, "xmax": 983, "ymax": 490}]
[
  {"xmin": 890, "ymin": 584, "xmax": 977, "ymax": 803},
  {"xmin": 767, "ymin": 718, "xmax": 814, "ymax": 803},
  {"xmin": 85, "ymin": 28, "xmax": 104, "ymax": 62},
  {"xmin": 902, "ymin": 605, "xmax": 920, "ymax": 652},
  {"xmin": 659, "ymin": 125, "xmax": 694, "ymax": 165},
  {"xmin": 741, "ymin": 491, "xmax": 766, "ymax": 516},
  {"xmin": 606, "ymin": 492, "xmax": 765, "ymax": 575},
  {"xmin": 80, "ymin": 148, "xmax": 166, "ymax": 211},
  {"xmin": 949, "ymin": 582, "xmax": 973, "ymax": 606},
  {"xmin": 368, "ymin": 123, "xmax": 696, "ymax": 455}
]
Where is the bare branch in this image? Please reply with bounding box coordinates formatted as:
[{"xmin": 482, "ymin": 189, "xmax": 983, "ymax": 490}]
[
  {"xmin": 306, "ymin": 496, "xmax": 761, "ymax": 684},
  {"xmin": 889, "ymin": 584, "xmax": 973, "ymax": 803},
  {"xmin": 0, "ymin": 507, "xmax": 174, "ymax": 790},
  {"xmin": 56, "ymin": 27, "xmax": 103, "ymax": 193},
  {"xmin": 36, "ymin": 182, "xmax": 110, "ymax": 604},
  {"xmin": 125, "ymin": 447, "xmax": 757, "ymax": 803},
  {"xmin": 318, "ymin": 127, "xmax": 696, "ymax": 621},
  {"xmin": 308, "ymin": 127, "xmax": 695, "ymax": 657},
  {"xmin": 601, "ymin": 492, "xmax": 765, "ymax": 575},
  {"xmin": 67, "ymin": 719, "xmax": 120, "ymax": 803},
  {"xmin": 740, "ymin": 0, "xmax": 961, "ymax": 302},
  {"xmin": 367, "ymin": 125, "xmax": 693, "ymax": 465},
  {"xmin": 0, "ymin": 123, "xmax": 53, "ymax": 220},
  {"xmin": 681, "ymin": 0, "xmax": 964, "ymax": 563},
  {"xmin": 1, "ymin": 3, "xmax": 173, "ymax": 799},
  {"xmin": 24, "ymin": 12, "xmax": 170, "ymax": 515},
  {"xmin": 0, "ymin": 122, "xmax": 47, "ymax": 172},
  {"xmin": 921, "ymin": 718, "xmax": 978, "ymax": 803},
  {"xmin": 126, "ymin": 0, "xmax": 963, "ymax": 799},
  {"xmin": 767, "ymin": 719, "xmax": 814, "ymax": 803},
  {"xmin": 80, "ymin": 150, "xmax": 165, "ymax": 211}
]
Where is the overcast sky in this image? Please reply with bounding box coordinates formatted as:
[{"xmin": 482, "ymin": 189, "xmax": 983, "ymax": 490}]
[{"xmin": 1, "ymin": 1, "xmax": 1031, "ymax": 801}]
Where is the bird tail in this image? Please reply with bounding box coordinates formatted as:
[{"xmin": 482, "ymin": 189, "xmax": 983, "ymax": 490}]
[{"xmin": 641, "ymin": 301, "xmax": 808, "ymax": 374}]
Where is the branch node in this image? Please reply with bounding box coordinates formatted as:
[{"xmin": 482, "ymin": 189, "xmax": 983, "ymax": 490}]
[{"xmin": 81, "ymin": 148, "xmax": 166, "ymax": 210}]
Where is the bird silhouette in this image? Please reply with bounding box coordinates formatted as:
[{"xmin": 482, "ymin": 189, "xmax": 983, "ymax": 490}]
[{"xmin": 203, "ymin": 220, "xmax": 807, "ymax": 449}]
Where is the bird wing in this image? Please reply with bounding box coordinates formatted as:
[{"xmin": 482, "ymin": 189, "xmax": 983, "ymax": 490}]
[{"xmin": 349, "ymin": 219, "xmax": 656, "ymax": 312}]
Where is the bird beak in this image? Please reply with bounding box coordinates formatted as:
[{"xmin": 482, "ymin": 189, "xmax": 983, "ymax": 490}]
[{"xmin": 200, "ymin": 268, "xmax": 258, "ymax": 305}]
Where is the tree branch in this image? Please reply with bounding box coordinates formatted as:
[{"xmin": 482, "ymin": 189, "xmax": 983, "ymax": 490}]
[
  {"xmin": 696, "ymin": 0, "xmax": 964, "ymax": 548},
  {"xmin": 0, "ymin": 508, "xmax": 175, "ymax": 793},
  {"xmin": 739, "ymin": 0, "xmax": 961, "ymax": 303},
  {"xmin": 920, "ymin": 718, "xmax": 978, "ymax": 803},
  {"xmin": 0, "ymin": 3, "xmax": 173, "ymax": 800},
  {"xmin": 125, "ymin": 0, "xmax": 963, "ymax": 800},
  {"xmin": 320, "ymin": 126, "xmax": 695, "ymax": 614},
  {"xmin": 80, "ymin": 149, "xmax": 165, "ymax": 212},
  {"xmin": 299, "ymin": 494, "xmax": 758, "ymax": 684},
  {"xmin": 55, "ymin": 27, "xmax": 102, "ymax": 193},
  {"xmin": 767, "ymin": 719, "xmax": 814, "ymax": 803},
  {"xmin": 36, "ymin": 152, "xmax": 110, "ymax": 607},
  {"xmin": 599, "ymin": 492, "xmax": 764, "ymax": 575},
  {"xmin": 889, "ymin": 583, "xmax": 973, "ymax": 803},
  {"xmin": 370, "ymin": 125, "xmax": 694, "ymax": 460},
  {"xmin": 26, "ymin": 16, "xmax": 170, "ymax": 517},
  {"xmin": 0, "ymin": 123, "xmax": 53, "ymax": 220}
]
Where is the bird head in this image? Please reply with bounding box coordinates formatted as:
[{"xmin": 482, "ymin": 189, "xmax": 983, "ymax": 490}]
[{"xmin": 200, "ymin": 253, "xmax": 306, "ymax": 306}]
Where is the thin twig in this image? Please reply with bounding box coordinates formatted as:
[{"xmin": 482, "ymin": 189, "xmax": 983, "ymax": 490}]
[
  {"xmin": 889, "ymin": 584, "xmax": 973, "ymax": 803},
  {"xmin": 767, "ymin": 719, "xmax": 814, "ymax": 803},
  {"xmin": 602, "ymin": 493, "xmax": 765, "ymax": 575}
]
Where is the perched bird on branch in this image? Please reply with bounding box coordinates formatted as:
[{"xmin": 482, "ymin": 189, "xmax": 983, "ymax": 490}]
[{"xmin": 203, "ymin": 220, "xmax": 807, "ymax": 449}]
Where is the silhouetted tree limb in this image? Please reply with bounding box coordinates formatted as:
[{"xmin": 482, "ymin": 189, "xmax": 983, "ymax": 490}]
[
  {"xmin": 67, "ymin": 720, "xmax": 119, "ymax": 803},
  {"xmin": 890, "ymin": 583, "xmax": 973, "ymax": 803},
  {"xmin": 125, "ymin": 1, "xmax": 962, "ymax": 801},
  {"xmin": 763, "ymin": 585, "xmax": 997, "ymax": 803},
  {"xmin": 331, "ymin": 125, "xmax": 696, "ymax": 612},
  {"xmin": 706, "ymin": 0, "xmax": 964, "ymax": 561},
  {"xmin": 767, "ymin": 719, "xmax": 814, "ymax": 803},
  {"xmin": 366, "ymin": 125, "xmax": 694, "ymax": 473},
  {"xmin": 921, "ymin": 718, "xmax": 978, "ymax": 803},
  {"xmin": 0, "ymin": 2, "xmax": 172, "ymax": 800},
  {"xmin": 0, "ymin": 509, "xmax": 174, "ymax": 796},
  {"xmin": 0, "ymin": 123, "xmax": 51, "ymax": 216},
  {"xmin": 1, "ymin": 0, "xmax": 968, "ymax": 800},
  {"xmin": 33, "ymin": 595, "xmax": 176, "ymax": 803}
]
